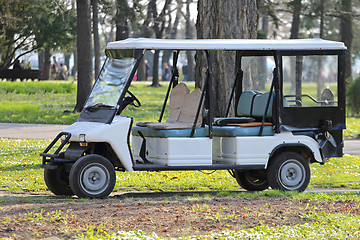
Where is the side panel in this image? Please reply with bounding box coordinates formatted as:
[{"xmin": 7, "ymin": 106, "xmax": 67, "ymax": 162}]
[
  {"xmin": 64, "ymin": 117, "xmax": 134, "ymax": 171},
  {"xmin": 213, "ymin": 132, "xmax": 322, "ymax": 167},
  {"xmin": 132, "ymin": 136, "xmax": 212, "ymax": 166}
]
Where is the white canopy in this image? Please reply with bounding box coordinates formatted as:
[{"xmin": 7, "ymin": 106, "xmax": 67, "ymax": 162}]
[{"xmin": 106, "ymin": 38, "xmax": 346, "ymax": 51}]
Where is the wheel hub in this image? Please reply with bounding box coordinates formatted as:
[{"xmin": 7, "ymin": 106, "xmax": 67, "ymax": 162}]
[
  {"xmin": 286, "ymin": 169, "xmax": 296, "ymax": 180},
  {"xmin": 80, "ymin": 165, "xmax": 109, "ymax": 194},
  {"xmin": 279, "ymin": 160, "xmax": 305, "ymax": 190},
  {"xmin": 90, "ymin": 173, "xmax": 99, "ymax": 183}
]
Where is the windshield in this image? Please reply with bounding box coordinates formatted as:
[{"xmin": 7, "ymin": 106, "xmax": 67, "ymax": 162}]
[{"xmin": 84, "ymin": 57, "xmax": 136, "ymax": 109}]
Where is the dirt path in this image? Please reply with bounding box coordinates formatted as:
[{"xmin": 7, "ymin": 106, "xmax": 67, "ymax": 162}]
[{"xmin": 1, "ymin": 190, "xmax": 359, "ymax": 239}]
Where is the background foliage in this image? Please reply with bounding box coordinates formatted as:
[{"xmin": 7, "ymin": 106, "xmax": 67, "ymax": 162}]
[{"xmin": 347, "ymin": 77, "xmax": 360, "ymax": 116}]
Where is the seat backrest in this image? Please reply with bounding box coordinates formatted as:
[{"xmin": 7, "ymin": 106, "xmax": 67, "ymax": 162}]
[
  {"xmin": 237, "ymin": 90, "xmax": 259, "ymax": 116},
  {"xmin": 166, "ymin": 82, "xmax": 190, "ymax": 123},
  {"xmin": 236, "ymin": 90, "xmax": 273, "ymax": 119},
  {"xmin": 178, "ymin": 89, "xmax": 203, "ymax": 124},
  {"xmin": 252, "ymin": 92, "xmax": 273, "ymax": 118}
]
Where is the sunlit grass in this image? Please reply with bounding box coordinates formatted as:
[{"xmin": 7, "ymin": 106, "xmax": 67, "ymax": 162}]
[
  {"xmin": 0, "ymin": 81, "xmax": 196, "ymax": 125},
  {"xmin": 1, "ymin": 138, "xmax": 359, "ymax": 192},
  {"xmin": 1, "ymin": 81, "xmax": 359, "ymax": 138},
  {"xmin": 0, "ymin": 80, "xmax": 76, "ymax": 94},
  {"xmin": 78, "ymin": 213, "xmax": 360, "ymax": 239},
  {"xmin": 310, "ymin": 156, "xmax": 360, "ymax": 187},
  {"xmin": 345, "ymin": 117, "xmax": 360, "ymax": 139}
]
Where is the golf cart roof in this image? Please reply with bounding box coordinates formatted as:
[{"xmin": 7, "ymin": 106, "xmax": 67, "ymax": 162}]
[{"xmin": 105, "ymin": 38, "xmax": 346, "ymax": 52}]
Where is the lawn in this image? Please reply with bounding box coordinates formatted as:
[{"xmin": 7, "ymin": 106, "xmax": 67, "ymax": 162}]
[
  {"xmin": 1, "ymin": 80, "xmax": 360, "ymax": 239},
  {"xmin": 0, "ymin": 80, "xmax": 175, "ymax": 124},
  {"xmin": 1, "ymin": 80, "xmax": 359, "ymax": 137},
  {"xmin": 1, "ymin": 80, "xmax": 359, "ymax": 192},
  {"xmin": 1, "ymin": 138, "xmax": 360, "ymax": 192}
]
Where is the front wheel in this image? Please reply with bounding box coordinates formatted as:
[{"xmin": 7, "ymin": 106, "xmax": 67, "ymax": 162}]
[
  {"xmin": 44, "ymin": 166, "xmax": 73, "ymax": 196},
  {"xmin": 234, "ymin": 169, "xmax": 269, "ymax": 191},
  {"xmin": 267, "ymin": 152, "xmax": 310, "ymax": 192},
  {"xmin": 69, "ymin": 154, "xmax": 116, "ymax": 198}
]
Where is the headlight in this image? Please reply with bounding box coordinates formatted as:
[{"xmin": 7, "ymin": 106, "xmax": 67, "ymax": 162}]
[{"xmin": 79, "ymin": 134, "xmax": 87, "ymax": 146}]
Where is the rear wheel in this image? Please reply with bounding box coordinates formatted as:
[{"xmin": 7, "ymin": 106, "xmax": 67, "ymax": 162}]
[
  {"xmin": 267, "ymin": 152, "xmax": 310, "ymax": 192},
  {"xmin": 234, "ymin": 169, "xmax": 269, "ymax": 191},
  {"xmin": 44, "ymin": 166, "xmax": 73, "ymax": 196},
  {"xmin": 69, "ymin": 154, "xmax": 116, "ymax": 198}
]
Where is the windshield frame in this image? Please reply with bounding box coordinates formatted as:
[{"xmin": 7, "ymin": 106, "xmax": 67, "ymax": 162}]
[{"xmin": 78, "ymin": 49, "xmax": 144, "ymax": 124}]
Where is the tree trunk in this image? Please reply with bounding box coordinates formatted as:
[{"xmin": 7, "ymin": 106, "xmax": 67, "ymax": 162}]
[
  {"xmin": 72, "ymin": 0, "xmax": 77, "ymax": 79},
  {"xmin": 185, "ymin": 0, "xmax": 194, "ymax": 82},
  {"xmin": 258, "ymin": 0, "xmax": 269, "ymax": 90},
  {"xmin": 38, "ymin": 50, "xmax": 45, "ymax": 80},
  {"xmin": 341, "ymin": 0, "xmax": 353, "ymax": 83},
  {"xmin": 150, "ymin": 0, "xmax": 172, "ymax": 87},
  {"xmin": 289, "ymin": 0, "xmax": 302, "ymax": 98},
  {"xmin": 316, "ymin": 0, "xmax": 325, "ymax": 99},
  {"xmin": 152, "ymin": 50, "xmax": 160, "ymax": 87},
  {"xmin": 74, "ymin": 0, "xmax": 93, "ymax": 112},
  {"xmin": 64, "ymin": 54, "xmax": 71, "ymax": 73},
  {"xmin": 115, "ymin": 0, "xmax": 130, "ymax": 41},
  {"xmin": 92, "ymin": 0, "xmax": 101, "ymax": 79},
  {"xmin": 162, "ymin": 0, "xmax": 182, "ymax": 67},
  {"xmin": 138, "ymin": 2, "xmax": 155, "ymax": 82},
  {"xmin": 137, "ymin": 2, "xmax": 154, "ymax": 82},
  {"xmin": 43, "ymin": 48, "xmax": 51, "ymax": 80},
  {"xmin": 196, "ymin": 0, "xmax": 257, "ymax": 116},
  {"xmin": 290, "ymin": 0, "xmax": 301, "ymax": 39}
]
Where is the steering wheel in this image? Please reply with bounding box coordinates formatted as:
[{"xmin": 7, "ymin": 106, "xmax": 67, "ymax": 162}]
[{"xmin": 126, "ymin": 90, "xmax": 141, "ymax": 107}]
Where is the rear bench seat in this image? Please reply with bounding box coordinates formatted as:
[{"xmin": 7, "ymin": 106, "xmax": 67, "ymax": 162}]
[
  {"xmin": 132, "ymin": 82, "xmax": 206, "ymax": 138},
  {"xmin": 212, "ymin": 91, "xmax": 274, "ymax": 137}
]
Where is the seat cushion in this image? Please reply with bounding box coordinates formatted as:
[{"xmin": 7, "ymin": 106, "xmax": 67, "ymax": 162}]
[
  {"xmin": 212, "ymin": 125, "xmax": 274, "ymax": 137},
  {"xmin": 226, "ymin": 122, "xmax": 272, "ymax": 127},
  {"xmin": 213, "ymin": 117, "xmax": 255, "ymax": 126},
  {"xmin": 132, "ymin": 126, "xmax": 207, "ymax": 138},
  {"xmin": 145, "ymin": 122, "xmax": 200, "ymax": 129}
]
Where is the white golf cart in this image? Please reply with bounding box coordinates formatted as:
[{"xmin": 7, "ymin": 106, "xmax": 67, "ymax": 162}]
[{"xmin": 41, "ymin": 38, "xmax": 346, "ymax": 198}]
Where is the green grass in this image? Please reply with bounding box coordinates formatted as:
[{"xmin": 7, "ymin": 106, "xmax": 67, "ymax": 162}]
[
  {"xmin": 1, "ymin": 138, "xmax": 360, "ymax": 193},
  {"xmin": 216, "ymin": 190, "xmax": 360, "ymax": 203},
  {"xmin": 310, "ymin": 156, "xmax": 360, "ymax": 187},
  {"xmin": 79, "ymin": 213, "xmax": 360, "ymax": 239},
  {"xmin": 0, "ymin": 81, "xmax": 188, "ymax": 124},
  {"xmin": 1, "ymin": 81, "xmax": 360, "ymax": 138},
  {"xmin": 0, "ymin": 80, "xmax": 76, "ymax": 94},
  {"xmin": 345, "ymin": 117, "xmax": 360, "ymax": 139},
  {"xmin": 0, "ymin": 81, "xmax": 78, "ymax": 124}
]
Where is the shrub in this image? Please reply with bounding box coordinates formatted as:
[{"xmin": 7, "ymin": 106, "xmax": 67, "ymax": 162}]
[{"xmin": 346, "ymin": 77, "xmax": 360, "ymax": 115}]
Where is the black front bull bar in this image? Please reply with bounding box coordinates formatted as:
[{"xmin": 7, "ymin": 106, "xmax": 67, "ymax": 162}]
[{"xmin": 40, "ymin": 132, "xmax": 74, "ymax": 169}]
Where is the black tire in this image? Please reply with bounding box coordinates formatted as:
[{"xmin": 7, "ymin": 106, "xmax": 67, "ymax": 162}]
[
  {"xmin": 267, "ymin": 151, "xmax": 310, "ymax": 192},
  {"xmin": 44, "ymin": 166, "xmax": 73, "ymax": 196},
  {"xmin": 234, "ymin": 169, "xmax": 269, "ymax": 191},
  {"xmin": 69, "ymin": 154, "xmax": 116, "ymax": 198}
]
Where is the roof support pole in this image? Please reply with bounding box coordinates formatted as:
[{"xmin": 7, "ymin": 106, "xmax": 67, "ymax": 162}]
[
  {"xmin": 226, "ymin": 51, "xmax": 243, "ymax": 117},
  {"xmin": 158, "ymin": 50, "xmax": 180, "ymax": 123}
]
